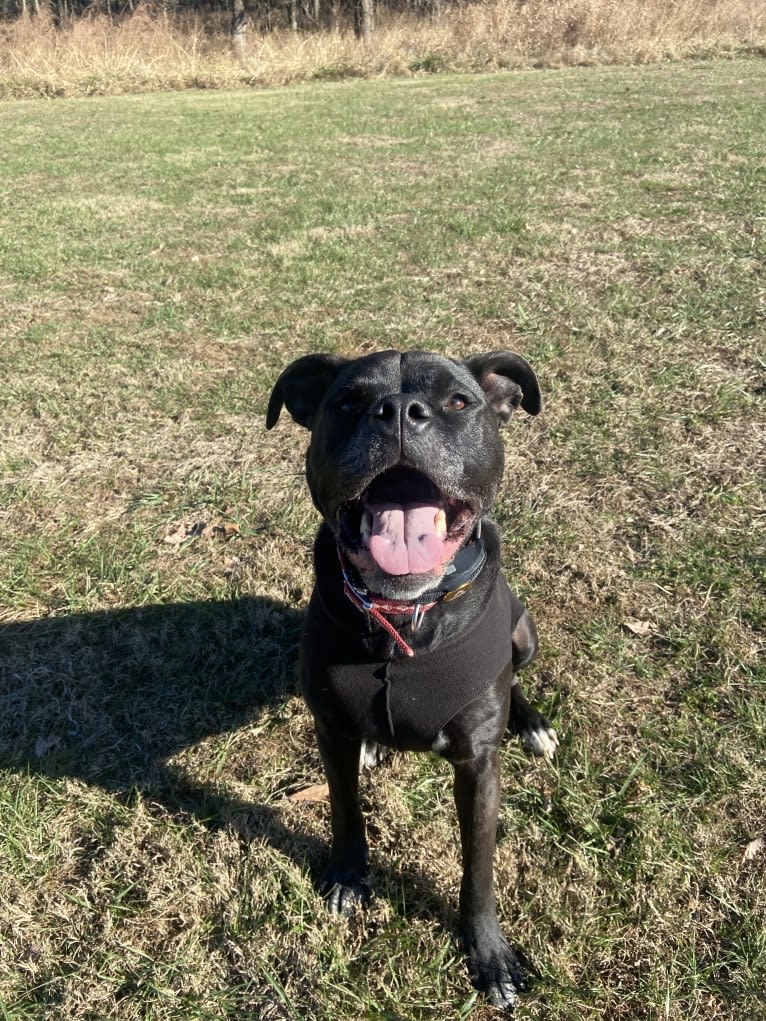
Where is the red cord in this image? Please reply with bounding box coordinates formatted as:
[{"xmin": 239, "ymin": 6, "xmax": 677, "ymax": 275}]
[{"xmin": 367, "ymin": 605, "xmax": 416, "ymax": 658}]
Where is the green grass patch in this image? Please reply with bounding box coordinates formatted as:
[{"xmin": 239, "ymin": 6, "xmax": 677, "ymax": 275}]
[{"xmin": 1, "ymin": 60, "xmax": 765, "ymax": 1020}]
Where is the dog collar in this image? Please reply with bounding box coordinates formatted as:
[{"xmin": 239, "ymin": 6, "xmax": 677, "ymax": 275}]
[{"xmin": 337, "ymin": 530, "xmax": 487, "ymax": 657}]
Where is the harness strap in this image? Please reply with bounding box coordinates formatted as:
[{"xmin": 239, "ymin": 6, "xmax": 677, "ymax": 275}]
[{"xmin": 341, "ymin": 574, "xmax": 418, "ymax": 658}]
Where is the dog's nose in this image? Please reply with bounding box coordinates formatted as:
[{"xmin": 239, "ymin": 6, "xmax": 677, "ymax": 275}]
[{"xmin": 370, "ymin": 394, "xmax": 432, "ymax": 436}]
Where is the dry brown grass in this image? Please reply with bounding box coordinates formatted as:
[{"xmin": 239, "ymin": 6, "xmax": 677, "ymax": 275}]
[{"xmin": 1, "ymin": 0, "xmax": 765, "ymax": 97}]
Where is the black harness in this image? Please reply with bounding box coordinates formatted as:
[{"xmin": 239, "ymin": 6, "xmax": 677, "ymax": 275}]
[{"xmin": 302, "ymin": 572, "xmax": 521, "ymax": 751}]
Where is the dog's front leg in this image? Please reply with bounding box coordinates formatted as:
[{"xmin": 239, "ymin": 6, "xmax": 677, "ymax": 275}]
[
  {"xmin": 452, "ymin": 747, "xmax": 526, "ymax": 1011},
  {"xmin": 315, "ymin": 726, "xmax": 371, "ymax": 916}
]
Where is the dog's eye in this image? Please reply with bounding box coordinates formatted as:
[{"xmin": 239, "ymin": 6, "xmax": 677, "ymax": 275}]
[{"xmin": 445, "ymin": 394, "xmax": 468, "ymax": 411}]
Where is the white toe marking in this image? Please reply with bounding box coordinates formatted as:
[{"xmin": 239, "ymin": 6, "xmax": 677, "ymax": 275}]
[
  {"xmin": 523, "ymin": 726, "xmax": 559, "ymax": 760},
  {"xmin": 359, "ymin": 740, "xmax": 375, "ymax": 771},
  {"xmin": 359, "ymin": 740, "xmax": 389, "ymax": 771}
]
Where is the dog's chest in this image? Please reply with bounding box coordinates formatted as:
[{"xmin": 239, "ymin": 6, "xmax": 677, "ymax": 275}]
[{"xmin": 302, "ymin": 576, "xmax": 518, "ymax": 751}]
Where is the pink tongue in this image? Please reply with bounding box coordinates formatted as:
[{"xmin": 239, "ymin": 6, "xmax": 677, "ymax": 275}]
[{"xmin": 367, "ymin": 502, "xmax": 445, "ymax": 576}]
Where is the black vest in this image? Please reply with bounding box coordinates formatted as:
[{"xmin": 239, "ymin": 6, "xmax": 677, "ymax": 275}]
[{"xmin": 302, "ymin": 574, "xmax": 521, "ymax": 751}]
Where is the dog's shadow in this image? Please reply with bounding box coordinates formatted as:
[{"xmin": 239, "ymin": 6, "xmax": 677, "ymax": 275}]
[
  {"xmin": 0, "ymin": 597, "xmax": 454, "ymax": 927},
  {"xmin": 0, "ymin": 597, "xmax": 324, "ymax": 860}
]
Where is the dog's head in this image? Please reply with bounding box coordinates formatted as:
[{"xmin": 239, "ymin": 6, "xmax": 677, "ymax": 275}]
[{"xmin": 267, "ymin": 350, "xmax": 540, "ymax": 599}]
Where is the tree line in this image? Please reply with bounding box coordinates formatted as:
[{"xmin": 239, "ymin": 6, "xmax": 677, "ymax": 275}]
[{"xmin": 2, "ymin": 0, "xmax": 448, "ymax": 39}]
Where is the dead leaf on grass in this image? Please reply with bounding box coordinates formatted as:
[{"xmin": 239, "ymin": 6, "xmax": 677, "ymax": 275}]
[
  {"xmin": 288, "ymin": 783, "xmax": 330, "ymax": 803},
  {"xmin": 163, "ymin": 522, "xmax": 190, "ymax": 546},
  {"xmin": 35, "ymin": 735, "xmax": 61, "ymax": 757},
  {"xmin": 743, "ymin": 835, "xmax": 766, "ymax": 862},
  {"xmin": 163, "ymin": 518, "xmax": 239, "ymax": 546},
  {"xmin": 624, "ymin": 617, "xmax": 656, "ymax": 638},
  {"xmin": 201, "ymin": 520, "xmax": 240, "ymax": 541},
  {"xmin": 163, "ymin": 520, "xmax": 205, "ymax": 546}
]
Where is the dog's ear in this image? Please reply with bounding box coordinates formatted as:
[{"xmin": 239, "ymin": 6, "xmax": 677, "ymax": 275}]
[
  {"xmin": 463, "ymin": 351, "xmax": 541, "ymax": 422},
  {"xmin": 266, "ymin": 354, "xmax": 348, "ymax": 430}
]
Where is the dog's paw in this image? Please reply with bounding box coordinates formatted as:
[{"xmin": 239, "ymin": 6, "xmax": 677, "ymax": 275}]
[
  {"xmin": 520, "ymin": 722, "xmax": 559, "ymax": 760},
  {"xmin": 322, "ymin": 878, "xmax": 371, "ymax": 917},
  {"xmin": 359, "ymin": 740, "xmax": 391, "ymax": 771},
  {"xmin": 509, "ymin": 688, "xmax": 559, "ymax": 761},
  {"xmin": 320, "ymin": 864, "xmax": 371, "ymax": 917},
  {"xmin": 464, "ymin": 931, "xmax": 527, "ymax": 1012}
]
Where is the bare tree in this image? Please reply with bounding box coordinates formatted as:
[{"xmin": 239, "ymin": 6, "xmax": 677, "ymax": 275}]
[
  {"xmin": 354, "ymin": 0, "xmax": 372, "ymax": 39},
  {"xmin": 230, "ymin": 0, "xmax": 249, "ymax": 49}
]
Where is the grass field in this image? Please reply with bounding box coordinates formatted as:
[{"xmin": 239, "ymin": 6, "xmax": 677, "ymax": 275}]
[{"xmin": 1, "ymin": 57, "xmax": 765, "ymax": 1020}]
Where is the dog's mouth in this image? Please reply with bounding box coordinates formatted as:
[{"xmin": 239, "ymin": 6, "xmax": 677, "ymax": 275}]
[{"xmin": 338, "ymin": 466, "xmax": 477, "ymax": 578}]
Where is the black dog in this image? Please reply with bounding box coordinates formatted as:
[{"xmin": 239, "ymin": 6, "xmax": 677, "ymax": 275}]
[{"xmin": 266, "ymin": 349, "xmax": 557, "ymax": 1011}]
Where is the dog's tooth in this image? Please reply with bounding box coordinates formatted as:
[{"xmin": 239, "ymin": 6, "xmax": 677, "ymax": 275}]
[
  {"xmin": 360, "ymin": 511, "xmax": 372, "ymax": 541},
  {"xmin": 434, "ymin": 508, "xmax": 447, "ymax": 538}
]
